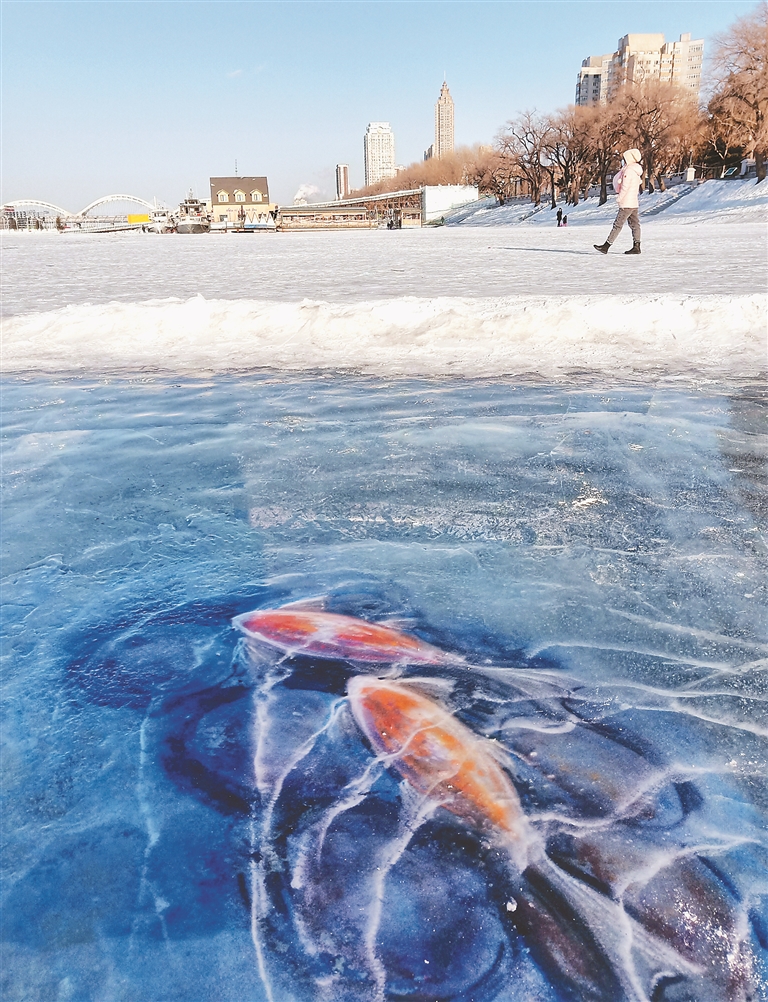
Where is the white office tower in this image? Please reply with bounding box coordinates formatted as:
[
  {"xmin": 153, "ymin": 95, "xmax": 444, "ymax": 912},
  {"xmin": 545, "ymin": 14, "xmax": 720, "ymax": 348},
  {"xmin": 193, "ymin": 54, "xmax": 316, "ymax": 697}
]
[
  {"xmin": 335, "ymin": 164, "xmax": 350, "ymax": 200},
  {"xmin": 363, "ymin": 123, "xmax": 396, "ymax": 187},
  {"xmin": 434, "ymin": 81, "xmax": 455, "ymax": 158}
]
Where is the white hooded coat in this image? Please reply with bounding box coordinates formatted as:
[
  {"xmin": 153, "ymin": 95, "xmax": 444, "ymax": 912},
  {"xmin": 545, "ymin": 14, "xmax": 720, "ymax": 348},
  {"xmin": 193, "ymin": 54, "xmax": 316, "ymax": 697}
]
[{"xmin": 613, "ymin": 149, "xmax": 643, "ymax": 209}]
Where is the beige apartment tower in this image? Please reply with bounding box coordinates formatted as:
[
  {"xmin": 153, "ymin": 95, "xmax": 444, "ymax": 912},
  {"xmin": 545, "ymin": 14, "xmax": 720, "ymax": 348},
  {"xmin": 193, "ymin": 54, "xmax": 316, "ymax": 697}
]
[
  {"xmin": 434, "ymin": 81, "xmax": 455, "ymax": 159},
  {"xmin": 576, "ymin": 32, "xmax": 703, "ymax": 105},
  {"xmin": 575, "ymin": 54, "xmax": 613, "ymax": 106}
]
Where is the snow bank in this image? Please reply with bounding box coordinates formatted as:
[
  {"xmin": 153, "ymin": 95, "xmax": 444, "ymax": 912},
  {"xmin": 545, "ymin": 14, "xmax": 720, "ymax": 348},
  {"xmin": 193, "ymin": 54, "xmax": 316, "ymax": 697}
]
[
  {"xmin": 449, "ymin": 178, "xmax": 768, "ymax": 228},
  {"xmin": 3, "ymin": 293, "xmax": 764, "ymax": 380}
]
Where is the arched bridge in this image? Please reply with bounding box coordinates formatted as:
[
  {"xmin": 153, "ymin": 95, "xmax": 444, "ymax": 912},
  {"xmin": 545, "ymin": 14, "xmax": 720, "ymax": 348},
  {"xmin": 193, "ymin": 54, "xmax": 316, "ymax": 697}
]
[
  {"xmin": 5, "ymin": 194, "xmax": 161, "ymax": 217},
  {"xmin": 4, "ymin": 199, "xmax": 74, "ymax": 217},
  {"xmin": 78, "ymin": 194, "xmax": 156, "ymax": 216}
]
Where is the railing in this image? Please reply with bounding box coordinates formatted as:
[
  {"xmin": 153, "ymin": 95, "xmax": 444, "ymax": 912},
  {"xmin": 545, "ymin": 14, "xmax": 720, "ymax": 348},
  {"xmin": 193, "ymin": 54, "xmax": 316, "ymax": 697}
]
[{"xmin": 2, "ymin": 212, "xmax": 147, "ymax": 233}]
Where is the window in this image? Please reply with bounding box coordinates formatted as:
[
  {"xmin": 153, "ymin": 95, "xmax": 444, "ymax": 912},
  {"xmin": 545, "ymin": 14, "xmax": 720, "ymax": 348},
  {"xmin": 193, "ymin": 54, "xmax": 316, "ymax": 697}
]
[
  {"xmin": 217, "ymin": 191, "xmax": 228, "ymax": 202},
  {"xmin": 234, "ymin": 190, "xmax": 246, "ymax": 202},
  {"xmin": 251, "ymin": 190, "xmax": 262, "ymax": 202}
]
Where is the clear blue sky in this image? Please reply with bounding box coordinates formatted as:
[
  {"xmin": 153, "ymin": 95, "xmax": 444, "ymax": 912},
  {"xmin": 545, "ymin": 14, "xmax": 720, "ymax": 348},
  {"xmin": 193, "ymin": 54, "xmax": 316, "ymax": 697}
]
[{"xmin": 2, "ymin": 0, "xmax": 756, "ymax": 209}]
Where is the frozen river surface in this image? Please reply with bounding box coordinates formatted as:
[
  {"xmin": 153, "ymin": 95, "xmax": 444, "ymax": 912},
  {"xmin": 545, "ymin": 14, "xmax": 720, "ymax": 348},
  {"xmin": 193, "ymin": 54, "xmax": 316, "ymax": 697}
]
[
  {"xmin": 2, "ymin": 224, "xmax": 767, "ymax": 1002},
  {"xmin": 2, "ymin": 218, "xmax": 766, "ymax": 316}
]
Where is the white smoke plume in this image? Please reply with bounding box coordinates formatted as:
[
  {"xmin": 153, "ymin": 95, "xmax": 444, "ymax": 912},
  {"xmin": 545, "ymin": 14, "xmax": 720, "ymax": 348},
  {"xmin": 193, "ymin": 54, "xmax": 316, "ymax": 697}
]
[{"xmin": 293, "ymin": 184, "xmax": 321, "ymax": 205}]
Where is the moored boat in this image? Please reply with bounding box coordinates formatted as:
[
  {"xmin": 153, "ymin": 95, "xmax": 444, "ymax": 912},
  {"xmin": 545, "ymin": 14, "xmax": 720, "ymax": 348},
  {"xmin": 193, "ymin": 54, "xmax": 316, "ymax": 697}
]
[{"xmin": 175, "ymin": 190, "xmax": 210, "ymax": 233}]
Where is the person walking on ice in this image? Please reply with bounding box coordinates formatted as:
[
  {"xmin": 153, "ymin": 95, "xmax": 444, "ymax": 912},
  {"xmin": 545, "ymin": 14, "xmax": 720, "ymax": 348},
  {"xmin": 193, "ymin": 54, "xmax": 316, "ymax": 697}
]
[{"xmin": 594, "ymin": 148, "xmax": 643, "ymax": 255}]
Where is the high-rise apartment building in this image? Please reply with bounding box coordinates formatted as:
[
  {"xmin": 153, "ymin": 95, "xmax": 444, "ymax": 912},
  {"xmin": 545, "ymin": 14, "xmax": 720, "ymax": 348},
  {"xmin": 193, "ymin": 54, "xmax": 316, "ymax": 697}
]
[
  {"xmin": 658, "ymin": 33, "xmax": 704, "ymax": 93},
  {"xmin": 574, "ymin": 54, "xmax": 613, "ymax": 106},
  {"xmin": 335, "ymin": 164, "xmax": 350, "ymax": 200},
  {"xmin": 434, "ymin": 81, "xmax": 455, "ymax": 159},
  {"xmin": 363, "ymin": 123, "xmax": 396, "ymax": 187},
  {"xmin": 575, "ymin": 32, "xmax": 704, "ymax": 105}
]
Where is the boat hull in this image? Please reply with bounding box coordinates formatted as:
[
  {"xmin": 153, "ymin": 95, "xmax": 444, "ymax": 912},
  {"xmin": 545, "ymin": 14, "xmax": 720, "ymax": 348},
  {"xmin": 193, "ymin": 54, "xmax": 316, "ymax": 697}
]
[{"xmin": 175, "ymin": 220, "xmax": 210, "ymax": 234}]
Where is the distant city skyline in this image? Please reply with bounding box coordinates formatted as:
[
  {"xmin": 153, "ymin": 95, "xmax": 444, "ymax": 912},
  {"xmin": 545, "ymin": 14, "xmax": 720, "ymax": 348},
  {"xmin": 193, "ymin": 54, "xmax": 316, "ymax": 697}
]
[{"xmin": 2, "ymin": 1, "xmax": 757, "ymax": 207}]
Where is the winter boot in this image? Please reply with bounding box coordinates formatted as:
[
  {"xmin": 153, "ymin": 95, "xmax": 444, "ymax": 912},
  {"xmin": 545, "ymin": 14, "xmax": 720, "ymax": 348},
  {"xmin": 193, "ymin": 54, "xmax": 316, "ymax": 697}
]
[
  {"xmin": 593, "ymin": 242, "xmax": 610, "ymax": 254},
  {"xmin": 624, "ymin": 241, "xmax": 641, "ymax": 255}
]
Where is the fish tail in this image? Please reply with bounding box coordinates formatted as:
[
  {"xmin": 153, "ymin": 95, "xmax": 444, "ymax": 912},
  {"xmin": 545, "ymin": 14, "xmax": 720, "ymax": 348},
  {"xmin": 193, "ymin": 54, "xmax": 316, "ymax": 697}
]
[
  {"xmin": 508, "ymin": 858, "xmax": 632, "ymax": 1002},
  {"xmin": 511, "ymin": 856, "xmax": 698, "ymax": 1002}
]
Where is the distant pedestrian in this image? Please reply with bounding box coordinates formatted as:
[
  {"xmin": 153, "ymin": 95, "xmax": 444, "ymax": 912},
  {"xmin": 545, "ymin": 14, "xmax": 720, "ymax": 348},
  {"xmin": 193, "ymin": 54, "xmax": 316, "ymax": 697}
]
[
  {"xmin": 562, "ymin": 215, "xmax": 568, "ymax": 226},
  {"xmin": 594, "ymin": 148, "xmax": 643, "ymax": 255},
  {"xmin": 556, "ymin": 207, "xmax": 563, "ymax": 227}
]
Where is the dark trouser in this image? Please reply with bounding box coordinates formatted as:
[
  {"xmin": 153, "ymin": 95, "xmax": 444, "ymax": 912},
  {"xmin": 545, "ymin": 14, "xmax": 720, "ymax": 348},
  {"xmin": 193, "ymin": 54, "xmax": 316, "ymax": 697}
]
[{"xmin": 607, "ymin": 207, "xmax": 641, "ymax": 245}]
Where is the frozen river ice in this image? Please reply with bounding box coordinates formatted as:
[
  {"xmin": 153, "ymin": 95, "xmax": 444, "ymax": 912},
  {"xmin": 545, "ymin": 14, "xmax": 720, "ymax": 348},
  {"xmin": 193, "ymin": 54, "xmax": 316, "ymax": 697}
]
[
  {"xmin": 2, "ymin": 217, "xmax": 766, "ymax": 317},
  {"xmin": 2, "ymin": 218, "xmax": 767, "ymax": 1002}
]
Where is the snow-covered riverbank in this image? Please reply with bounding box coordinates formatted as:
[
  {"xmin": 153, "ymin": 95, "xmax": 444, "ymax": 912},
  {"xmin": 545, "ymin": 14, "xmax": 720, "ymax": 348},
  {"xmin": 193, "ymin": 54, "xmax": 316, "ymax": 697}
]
[
  {"xmin": 2, "ymin": 178, "xmax": 766, "ymax": 382},
  {"xmin": 3, "ymin": 292, "xmax": 764, "ymax": 380},
  {"xmin": 447, "ymin": 176, "xmax": 768, "ymax": 227}
]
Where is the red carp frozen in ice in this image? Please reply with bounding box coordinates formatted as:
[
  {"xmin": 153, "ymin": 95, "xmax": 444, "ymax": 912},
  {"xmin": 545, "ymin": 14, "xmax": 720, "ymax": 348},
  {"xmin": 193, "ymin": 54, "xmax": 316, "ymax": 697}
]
[
  {"xmin": 346, "ymin": 675, "xmax": 697, "ymax": 1002},
  {"xmin": 233, "ymin": 604, "xmax": 458, "ymax": 666},
  {"xmin": 348, "ymin": 675, "xmax": 532, "ymax": 869}
]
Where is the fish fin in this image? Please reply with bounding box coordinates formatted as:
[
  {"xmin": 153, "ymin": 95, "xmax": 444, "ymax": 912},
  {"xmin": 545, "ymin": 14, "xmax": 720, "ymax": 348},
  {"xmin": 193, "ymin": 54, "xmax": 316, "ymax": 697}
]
[
  {"xmin": 278, "ymin": 595, "xmax": 329, "ymax": 611},
  {"xmin": 378, "ymin": 616, "xmax": 418, "ymax": 630},
  {"xmin": 398, "ymin": 780, "xmax": 439, "ymax": 827},
  {"xmin": 396, "ymin": 677, "xmax": 455, "ymax": 697},
  {"xmin": 478, "ymin": 735, "xmax": 521, "ymax": 773}
]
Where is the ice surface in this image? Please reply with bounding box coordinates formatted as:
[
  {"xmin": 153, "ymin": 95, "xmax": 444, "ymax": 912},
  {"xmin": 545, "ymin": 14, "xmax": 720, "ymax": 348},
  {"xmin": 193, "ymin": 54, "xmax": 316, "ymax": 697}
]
[
  {"xmin": 2, "ymin": 206, "xmax": 766, "ymax": 381},
  {"xmin": 2, "ymin": 199, "xmax": 767, "ymax": 1001},
  {"xmin": 2, "ymin": 204, "xmax": 766, "ymax": 321},
  {"xmin": 2, "ymin": 375, "xmax": 766, "ymax": 1001}
]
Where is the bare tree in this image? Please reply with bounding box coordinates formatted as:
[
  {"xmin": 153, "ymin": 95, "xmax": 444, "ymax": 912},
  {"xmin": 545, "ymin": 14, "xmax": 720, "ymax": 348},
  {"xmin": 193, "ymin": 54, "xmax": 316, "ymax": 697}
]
[
  {"xmin": 496, "ymin": 111, "xmax": 554, "ymax": 206},
  {"xmin": 582, "ymin": 103, "xmax": 625, "ymax": 204},
  {"xmin": 618, "ymin": 81, "xmax": 703, "ymax": 191},
  {"xmin": 351, "ymin": 147, "xmax": 482, "ymax": 197},
  {"xmin": 710, "ymin": 1, "xmax": 768, "ymax": 181},
  {"xmin": 463, "ymin": 148, "xmax": 519, "ymax": 204},
  {"xmin": 701, "ymin": 92, "xmax": 747, "ymax": 176},
  {"xmin": 545, "ymin": 107, "xmax": 595, "ymax": 205}
]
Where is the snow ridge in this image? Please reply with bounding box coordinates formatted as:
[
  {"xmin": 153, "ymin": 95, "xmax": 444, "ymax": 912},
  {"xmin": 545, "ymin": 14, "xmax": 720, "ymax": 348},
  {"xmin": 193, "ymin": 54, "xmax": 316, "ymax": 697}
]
[{"xmin": 3, "ymin": 292, "xmax": 764, "ymax": 380}]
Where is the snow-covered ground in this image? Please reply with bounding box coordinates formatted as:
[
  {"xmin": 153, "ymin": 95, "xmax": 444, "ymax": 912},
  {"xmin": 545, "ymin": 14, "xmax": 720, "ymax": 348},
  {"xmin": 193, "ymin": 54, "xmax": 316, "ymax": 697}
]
[
  {"xmin": 448, "ymin": 176, "xmax": 768, "ymax": 227},
  {"xmin": 3, "ymin": 292, "xmax": 764, "ymax": 381},
  {"xmin": 2, "ymin": 178, "xmax": 766, "ymax": 381}
]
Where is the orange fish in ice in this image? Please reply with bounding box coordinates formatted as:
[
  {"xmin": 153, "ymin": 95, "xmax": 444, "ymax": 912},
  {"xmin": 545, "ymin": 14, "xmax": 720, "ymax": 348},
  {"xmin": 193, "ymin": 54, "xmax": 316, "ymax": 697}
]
[
  {"xmin": 348, "ymin": 678, "xmax": 693, "ymax": 1000},
  {"xmin": 233, "ymin": 606, "xmax": 456, "ymax": 665},
  {"xmin": 347, "ymin": 676, "xmax": 531, "ymax": 870}
]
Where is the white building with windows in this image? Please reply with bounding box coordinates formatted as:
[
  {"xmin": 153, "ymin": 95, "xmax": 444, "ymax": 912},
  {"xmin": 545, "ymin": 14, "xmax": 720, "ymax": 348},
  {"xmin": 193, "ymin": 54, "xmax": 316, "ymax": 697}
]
[
  {"xmin": 658, "ymin": 33, "xmax": 703, "ymax": 93},
  {"xmin": 575, "ymin": 54, "xmax": 613, "ymax": 106},
  {"xmin": 363, "ymin": 123, "xmax": 396, "ymax": 187},
  {"xmin": 576, "ymin": 32, "xmax": 704, "ymax": 105}
]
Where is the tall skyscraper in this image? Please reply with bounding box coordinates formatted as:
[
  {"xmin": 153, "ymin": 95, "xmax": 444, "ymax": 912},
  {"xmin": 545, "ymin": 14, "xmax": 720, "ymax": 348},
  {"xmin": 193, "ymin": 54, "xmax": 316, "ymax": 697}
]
[
  {"xmin": 363, "ymin": 123, "xmax": 396, "ymax": 187},
  {"xmin": 434, "ymin": 81, "xmax": 454, "ymax": 159},
  {"xmin": 576, "ymin": 32, "xmax": 703, "ymax": 105},
  {"xmin": 335, "ymin": 164, "xmax": 350, "ymax": 200}
]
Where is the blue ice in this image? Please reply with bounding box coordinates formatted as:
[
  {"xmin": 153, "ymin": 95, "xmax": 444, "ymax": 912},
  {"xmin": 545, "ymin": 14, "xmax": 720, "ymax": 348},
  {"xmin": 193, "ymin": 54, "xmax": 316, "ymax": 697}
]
[{"xmin": 2, "ymin": 375, "xmax": 766, "ymax": 1002}]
